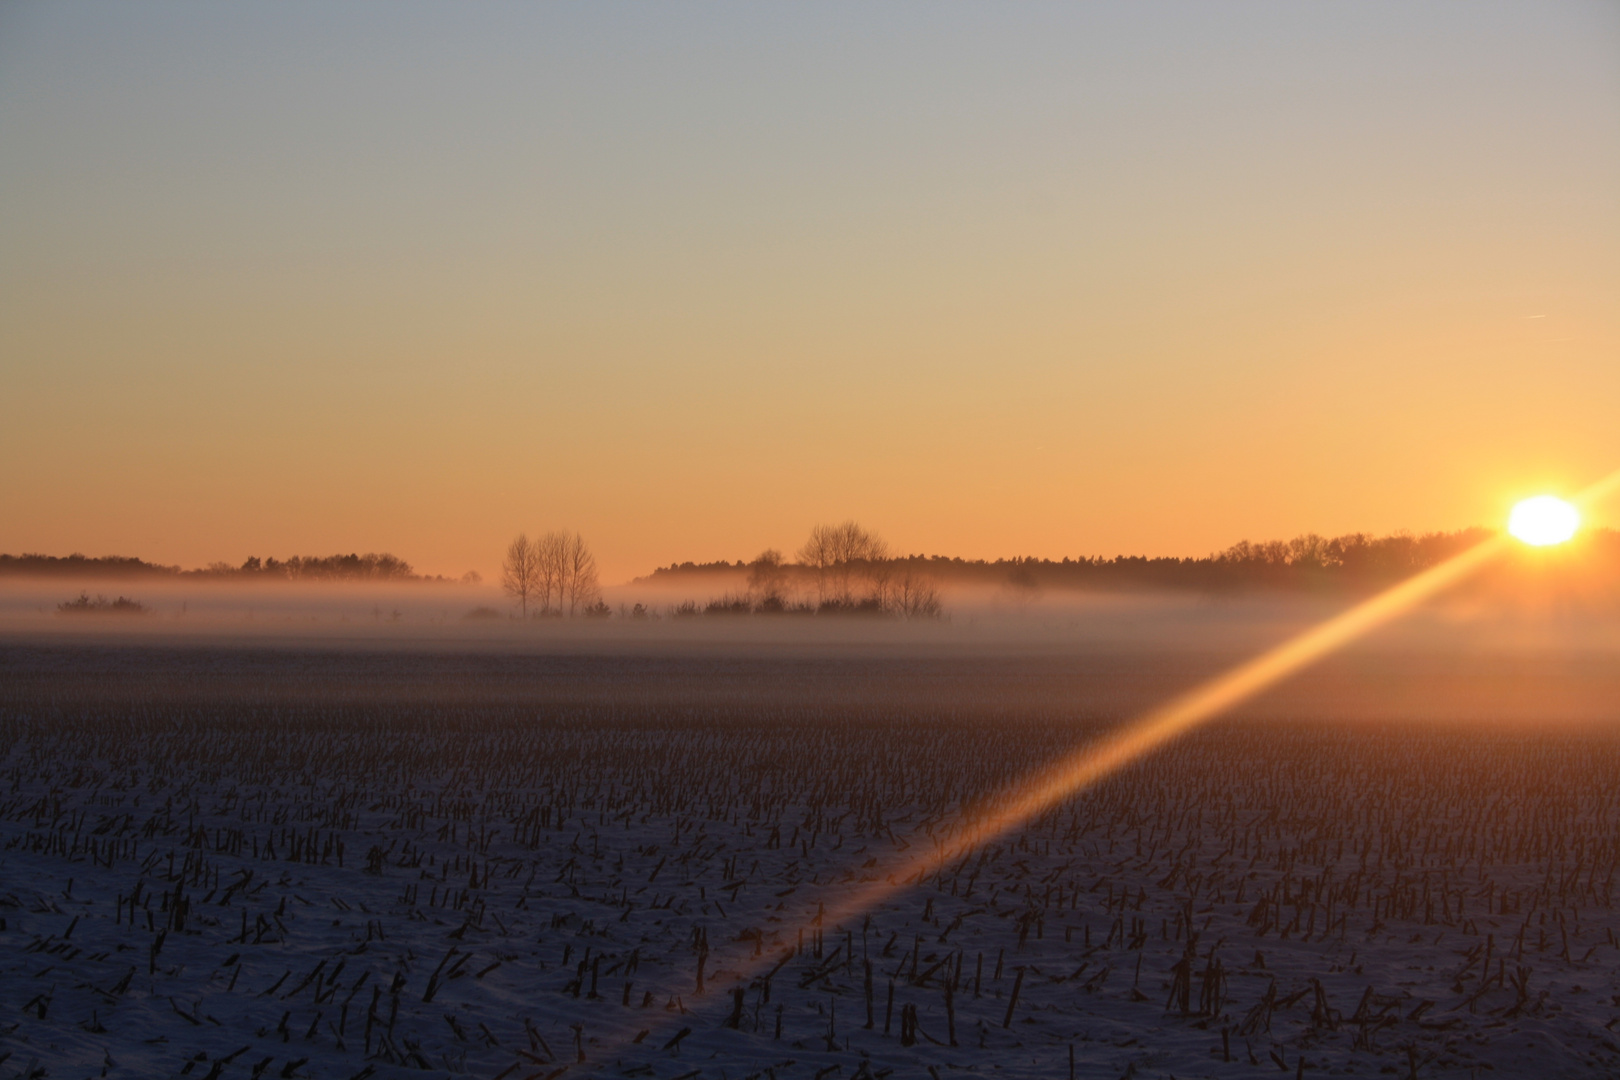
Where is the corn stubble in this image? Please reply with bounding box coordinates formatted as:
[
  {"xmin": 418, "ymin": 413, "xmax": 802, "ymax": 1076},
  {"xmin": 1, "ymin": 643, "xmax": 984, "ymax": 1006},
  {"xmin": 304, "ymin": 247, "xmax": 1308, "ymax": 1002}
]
[{"xmin": 1, "ymin": 647, "xmax": 1618, "ymax": 1079}]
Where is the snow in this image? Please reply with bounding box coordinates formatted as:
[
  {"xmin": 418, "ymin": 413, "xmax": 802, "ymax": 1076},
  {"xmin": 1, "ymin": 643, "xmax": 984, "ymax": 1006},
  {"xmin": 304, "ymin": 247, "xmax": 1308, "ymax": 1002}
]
[{"xmin": 3, "ymin": 644, "xmax": 1619, "ymax": 1080}]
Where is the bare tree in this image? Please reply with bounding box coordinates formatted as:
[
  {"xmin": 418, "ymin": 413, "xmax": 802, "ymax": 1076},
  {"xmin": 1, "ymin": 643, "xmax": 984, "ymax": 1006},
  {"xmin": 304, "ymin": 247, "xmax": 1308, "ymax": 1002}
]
[
  {"xmin": 534, "ymin": 531, "xmax": 568, "ymax": 615},
  {"xmin": 558, "ymin": 531, "xmax": 600, "ymax": 615},
  {"xmin": 799, "ymin": 521, "xmax": 888, "ymax": 606},
  {"xmin": 500, "ymin": 533, "xmax": 540, "ymax": 617},
  {"xmin": 834, "ymin": 522, "xmax": 888, "ymax": 604},
  {"xmin": 797, "ymin": 526, "xmax": 838, "ymax": 605},
  {"xmin": 519, "ymin": 531, "xmax": 603, "ymax": 617},
  {"xmin": 893, "ymin": 571, "xmax": 943, "ymax": 620},
  {"xmin": 747, "ymin": 548, "xmax": 788, "ymax": 608}
]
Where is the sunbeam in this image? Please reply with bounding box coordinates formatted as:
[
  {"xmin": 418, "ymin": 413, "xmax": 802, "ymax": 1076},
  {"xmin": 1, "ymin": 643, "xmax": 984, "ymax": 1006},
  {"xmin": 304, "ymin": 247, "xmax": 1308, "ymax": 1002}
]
[
  {"xmin": 812, "ymin": 468, "xmax": 1620, "ymax": 932},
  {"xmin": 647, "ymin": 467, "xmax": 1620, "ymax": 1043}
]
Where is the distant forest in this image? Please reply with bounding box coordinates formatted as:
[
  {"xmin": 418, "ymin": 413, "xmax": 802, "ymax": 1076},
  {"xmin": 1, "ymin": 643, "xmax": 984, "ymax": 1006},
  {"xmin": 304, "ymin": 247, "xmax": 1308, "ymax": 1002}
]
[
  {"xmin": 643, "ymin": 527, "xmax": 1620, "ymax": 596},
  {"xmin": 6, "ymin": 524, "xmax": 1617, "ymax": 595},
  {"xmin": 0, "ymin": 552, "xmax": 437, "ymax": 582}
]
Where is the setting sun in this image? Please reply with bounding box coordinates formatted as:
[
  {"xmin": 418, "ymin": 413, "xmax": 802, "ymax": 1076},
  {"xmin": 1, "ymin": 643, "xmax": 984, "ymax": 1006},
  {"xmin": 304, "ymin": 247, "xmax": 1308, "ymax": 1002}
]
[{"xmin": 1508, "ymin": 495, "xmax": 1581, "ymax": 546}]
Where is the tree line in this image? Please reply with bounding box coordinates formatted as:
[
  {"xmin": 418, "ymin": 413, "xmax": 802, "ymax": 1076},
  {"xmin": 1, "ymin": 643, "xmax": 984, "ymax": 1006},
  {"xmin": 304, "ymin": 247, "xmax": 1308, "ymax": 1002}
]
[
  {"xmin": 0, "ymin": 551, "xmax": 443, "ymax": 581},
  {"xmin": 643, "ymin": 525, "xmax": 1620, "ymax": 598},
  {"xmin": 659, "ymin": 522, "xmax": 944, "ymax": 619},
  {"xmin": 206, "ymin": 553, "xmax": 419, "ymax": 580},
  {"xmin": 495, "ymin": 522, "xmax": 942, "ymax": 620},
  {"xmin": 780, "ymin": 521, "xmax": 942, "ymax": 617}
]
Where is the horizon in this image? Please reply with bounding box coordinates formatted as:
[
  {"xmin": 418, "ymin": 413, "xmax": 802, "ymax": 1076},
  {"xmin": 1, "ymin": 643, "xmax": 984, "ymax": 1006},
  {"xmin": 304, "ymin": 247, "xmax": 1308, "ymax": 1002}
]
[{"xmin": 5, "ymin": 517, "xmax": 1608, "ymax": 585}]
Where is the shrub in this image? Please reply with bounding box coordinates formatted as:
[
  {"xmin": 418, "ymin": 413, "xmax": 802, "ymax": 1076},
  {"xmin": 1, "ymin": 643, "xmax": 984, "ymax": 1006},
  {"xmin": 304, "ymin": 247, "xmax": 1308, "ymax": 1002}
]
[
  {"xmin": 705, "ymin": 595, "xmax": 752, "ymax": 616},
  {"xmin": 56, "ymin": 592, "xmax": 147, "ymax": 615}
]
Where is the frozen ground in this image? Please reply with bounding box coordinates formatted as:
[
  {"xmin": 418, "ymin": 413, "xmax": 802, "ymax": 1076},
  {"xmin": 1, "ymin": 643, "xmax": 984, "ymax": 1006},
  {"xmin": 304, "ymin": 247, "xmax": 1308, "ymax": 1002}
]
[{"xmin": 2, "ymin": 643, "xmax": 1620, "ymax": 1080}]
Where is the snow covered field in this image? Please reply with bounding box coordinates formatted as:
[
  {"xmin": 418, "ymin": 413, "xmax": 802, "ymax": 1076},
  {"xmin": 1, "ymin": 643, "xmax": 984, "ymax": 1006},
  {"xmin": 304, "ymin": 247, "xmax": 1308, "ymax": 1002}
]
[{"xmin": 3, "ymin": 643, "xmax": 1619, "ymax": 1080}]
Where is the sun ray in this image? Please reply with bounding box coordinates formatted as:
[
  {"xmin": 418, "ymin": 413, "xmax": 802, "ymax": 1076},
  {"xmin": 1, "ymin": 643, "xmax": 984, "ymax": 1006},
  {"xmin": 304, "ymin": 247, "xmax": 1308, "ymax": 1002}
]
[
  {"xmin": 614, "ymin": 466, "xmax": 1620, "ymax": 1049},
  {"xmin": 800, "ymin": 469, "xmax": 1620, "ymax": 935},
  {"xmin": 809, "ymin": 529, "xmax": 1514, "ymax": 930}
]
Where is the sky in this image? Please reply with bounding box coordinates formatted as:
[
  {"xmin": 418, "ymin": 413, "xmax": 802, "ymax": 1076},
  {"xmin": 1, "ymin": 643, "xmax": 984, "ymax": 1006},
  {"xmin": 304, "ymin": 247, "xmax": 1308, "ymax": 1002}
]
[{"xmin": 1, "ymin": 2, "xmax": 1616, "ymax": 582}]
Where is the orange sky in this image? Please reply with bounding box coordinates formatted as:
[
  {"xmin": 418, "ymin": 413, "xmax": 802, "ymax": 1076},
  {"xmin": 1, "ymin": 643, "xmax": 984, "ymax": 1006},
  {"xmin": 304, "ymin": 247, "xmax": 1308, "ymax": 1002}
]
[{"xmin": 2, "ymin": 4, "xmax": 1616, "ymax": 582}]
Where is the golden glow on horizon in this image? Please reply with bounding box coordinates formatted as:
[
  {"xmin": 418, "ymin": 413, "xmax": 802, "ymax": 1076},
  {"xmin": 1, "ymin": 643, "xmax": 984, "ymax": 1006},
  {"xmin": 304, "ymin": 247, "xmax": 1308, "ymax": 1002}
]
[
  {"xmin": 570, "ymin": 472, "xmax": 1620, "ymax": 1063},
  {"xmin": 1508, "ymin": 495, "xmax": 1580, "ymax": 547},
  {"xmin": 680, "ymin": 465, "xmax": 1620, "ymax": 1021}
]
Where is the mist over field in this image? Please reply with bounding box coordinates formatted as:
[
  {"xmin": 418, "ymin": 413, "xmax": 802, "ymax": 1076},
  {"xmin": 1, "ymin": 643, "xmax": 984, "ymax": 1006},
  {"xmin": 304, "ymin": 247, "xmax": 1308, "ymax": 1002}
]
[
  {"xmin": 3, "ymin": 566, "xmax": 1619, "ymax": 733},
  {"xmin": 3, "ymin": 562, "xmax": 1617, "ymax": 657}
]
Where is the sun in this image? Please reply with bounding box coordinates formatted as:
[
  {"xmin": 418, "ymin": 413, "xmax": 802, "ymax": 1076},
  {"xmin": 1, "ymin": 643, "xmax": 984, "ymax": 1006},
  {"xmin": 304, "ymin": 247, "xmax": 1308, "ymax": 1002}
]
[{"xmin": 1507, "ymin": 495, "xmax": 1580, "ymax": 546}]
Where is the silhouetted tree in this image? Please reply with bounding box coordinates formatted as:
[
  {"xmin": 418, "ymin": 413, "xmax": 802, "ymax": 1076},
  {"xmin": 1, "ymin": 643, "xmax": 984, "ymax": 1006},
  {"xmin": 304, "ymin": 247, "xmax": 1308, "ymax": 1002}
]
[
  {"xmin": 501, "ymin": 533, "xmax": 541, "ymax": 617},
  {"xmin": 529, "ymin": 530, "xmax": 600, "ymax": 616},
  {"xmin": 534, "ymin": 531, "xmax": 567, "ymax": 613},
  {"xmin": 892, "ymin": 571, "xmax": 943, "ymax": 620},
  {"xmin": 797, "ymin": 528, "xmax": 836, "ymax": 604},
  {"xmin": 747, "ymin": 548, "xmax": 788, "ymax": 606},
  {"xmin": 558, "ymin": 531, "xmax": 601, "ymax": 616},
  {"xmin": 798, "ymin": 521, "xmax": 888, "ymax": 605}
]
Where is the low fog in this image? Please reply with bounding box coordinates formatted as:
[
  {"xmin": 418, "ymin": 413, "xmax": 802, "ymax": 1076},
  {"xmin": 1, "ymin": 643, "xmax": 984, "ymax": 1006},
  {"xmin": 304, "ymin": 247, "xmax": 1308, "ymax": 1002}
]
[
  {"xmin": 4, "ymin": 571, "xmax": 1617, "ymax": 650},
  {"xmin": 2, "ymin": 570, "xmax": 1618, "ymax": 725}
]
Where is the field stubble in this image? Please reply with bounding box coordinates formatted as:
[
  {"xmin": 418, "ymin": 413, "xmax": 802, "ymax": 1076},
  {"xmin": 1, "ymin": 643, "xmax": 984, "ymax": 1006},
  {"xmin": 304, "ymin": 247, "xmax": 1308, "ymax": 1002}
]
[{"xmin": 1, "ymin": 644, "xmax": 1619, "ymax": 1079}]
